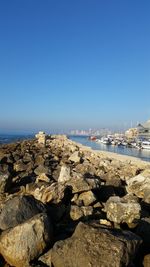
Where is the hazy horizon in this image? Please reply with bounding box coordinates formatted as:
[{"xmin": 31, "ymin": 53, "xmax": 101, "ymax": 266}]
[{"xmin": 0, "ymin": 0, "xmax": 150, "ymax": 133}]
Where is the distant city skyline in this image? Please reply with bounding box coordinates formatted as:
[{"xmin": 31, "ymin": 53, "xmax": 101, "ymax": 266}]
[{"xmin": 0, "ymin": 0, "xmax": 150, "ymax": 133}]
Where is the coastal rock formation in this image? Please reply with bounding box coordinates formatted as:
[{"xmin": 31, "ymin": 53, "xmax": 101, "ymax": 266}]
[{"xmin": 0, "ymin": 134, "xmax": 150, "ymax": 266}]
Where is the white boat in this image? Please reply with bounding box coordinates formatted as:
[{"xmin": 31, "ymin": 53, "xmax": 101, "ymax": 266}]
[
  {"xmin": 111, "ymin": 140, "xmax": 116, "ymax": 145},
  {"xmin": 141, "ymin": 141, "xmax": 150, "ymax": 150},
  {"xmin": 130, "ymin": 142, "xmax": 137, "ymax": 148},
  {"xmin": 121, "ymin": 141, "xmax": 128, "ymax": 146},
  {"xmin": 96, "ymin": 139, "xmax": 101, "ymax": 143},
  {"xmin": 100, "ymin": 137, "xmax": 110, "ymax": 144}
]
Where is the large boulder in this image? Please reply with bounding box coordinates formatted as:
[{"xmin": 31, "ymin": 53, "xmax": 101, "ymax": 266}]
[
  {"xmin": 126, "ymin": 174, "xmax": 150, "ymax": 204},
  {"xmin": 0, "ymin": 195, "xmax": 46, "ymax": 230},
  {"xmin": 104, "ymin": 195, "xmax": 141, "ymax": 227},
  {"xmin": 0, "ymin": 213, "xmax": 53, "ymax": 267},
  {"xmin": 50, "ymin": 222, "xmax": 141, "ymax": 267}
]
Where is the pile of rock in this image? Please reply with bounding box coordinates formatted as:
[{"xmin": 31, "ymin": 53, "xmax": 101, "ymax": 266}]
[{"xmin": 0, "ymin": 134, "xmax": 150, "ymax": 266}]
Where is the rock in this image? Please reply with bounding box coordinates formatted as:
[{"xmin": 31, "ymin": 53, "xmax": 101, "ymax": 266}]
[
  {"xmin": 14, "ymin": 160, "xmax": 27, "ymax": 172},
  {"xmin": 0, "ymin": 213, "xmax": 53, "ymax": 267},
  {"xmin": 68, "ymin": 151, "xmax": 81, "ymax": 163},
  {"xmin": 126, "ymin": 174, "xmax": 150, "ymax": 204},
  {"xmin": 0, "ymin": 195, "xmax": 46, "ymax": 230},
  {"xmin": 35, "ymin": 131, "xmax": 46, "ymax": 146},
  {"xmin": 50, "ymin": 222, "xmax": 142, "ymax": 267},
  {"xmin": 135, "ymin": 217, "xmax": 150, "ymax": 254},
  {"xmin": 35, "ymin": 154, "xmax": 45, "ymax": 166},
  {"xmin": 93, "ymin": 201, "xmax": 103, "ymax": 208},
  {"xmin": 70, "ymin": 205, "xmax": 93, "ymax": 220},
  {"xmin": 99, "ymin": 219, "xmax": 112, "ymax": 227},
  {"xmin": 31, "ymin": 182, "xmax": 65, "ymax": 204},
  {"xmin": 39, "ymin": 250, "xmax": 52, "ymax": 266},
  {"xmin": 65, "ymin": 177, "xmax": 100, "ymax": 194},
  {"xmin": 23, "ymin": 153, "xmax": 33, "ymax": 163},
  {"xmin": 34, "ymin": 165, "xmax": 50, "ymax": 176},
  {"xmin": 78, "ymin": 190, "xmax": 97, "ymax": 206},
  {"xmin": 0, "ymin": 172, "xmax": 11, "ymax": 193},
  {"xmin": 58, "ymin": 165, "xmax": 71, "ymax": 183},
  {"xmin": 104, "ymin": 195, "xmax": 141, "ymax": 227},
  {"xmin": 143, "ymin": 254, "xmax": 150, "ymax": 267},
  {"xmin": 36, "ymin": 173, "xmax": 50, "ymax": 183}
]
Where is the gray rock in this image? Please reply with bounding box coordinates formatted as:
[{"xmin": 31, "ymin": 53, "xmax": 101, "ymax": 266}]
[
  {"xmin": 0, "ymin": 213, "xmax": 53, "ymax": 267},
  {"xmin": 50, "ymin": 222, "xmax": 142, "ymax": 267},
  {"xmin": 0, "ymin": 195, "xmax": 46, "ymax": 230},
  {"xmin": 104, "ymin": 195, "xmax": 141, "ymax": 226}
]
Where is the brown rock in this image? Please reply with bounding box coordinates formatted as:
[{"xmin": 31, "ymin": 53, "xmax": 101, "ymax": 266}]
[
  {"xmin": 143, "ymin": 254, "xmax": 150, "ymax": 267},
  {"xmin": 104, "ymin": 195, "xmax": 141, "ymax": 227},
  {"xmin": 0, "ymin": 213, "xmax": 53, "ymax": 267},
  {"xmin": 70, "ymin": 205, "xmax": 93, "ymax": 220},
  {"xmin": 78, "ymin": 190, "xmax": 97, "ymax": 206},
  {"xmin": 51, "ymin": 222, "xmax": 142, "ymax": 267}
]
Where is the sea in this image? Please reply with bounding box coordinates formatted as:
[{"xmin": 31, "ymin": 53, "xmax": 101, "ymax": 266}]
[{"xmin": 0, "ymin": 134, "xmax": 150, "ymax": 162}]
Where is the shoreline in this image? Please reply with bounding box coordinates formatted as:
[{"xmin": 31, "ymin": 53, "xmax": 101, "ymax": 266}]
[
  {"xmin": 1, "ymin": 134, "xmax": 150, "ymax": 166},
  {"xmin": 72, "ymin": 140, "xmax": 150, "ymax": 166}
]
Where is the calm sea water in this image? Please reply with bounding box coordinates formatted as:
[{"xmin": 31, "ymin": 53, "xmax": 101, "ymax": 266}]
[
  {"xmin": 0, "ymin": 134, "xmax": 150, "ymax": 162},
  {"xmin": 0, "ymin": 134, "xmax": 34, "ymax": 144},
  {"xmin": 69, "ymin": 135, "xmax": 150, "ymax": 162}
]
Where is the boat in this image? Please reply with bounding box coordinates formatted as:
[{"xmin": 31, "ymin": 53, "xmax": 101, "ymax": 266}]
[
  {"xmin": 141, "ymin": 141, "xmax": 150, "ymax": 150},
  {"xmin": 100, "ymin": 137, "xmax": 111, "ymax": 144},
  {"xmin": 111, "ymin": 140, "xmax": 116, "ymax": 145},
  {"xmin": 89, "ymin": 136, "xmax": 96, "ymax": 141},
  {"xmin": 130, "ymin": 142, "xmax": 137, "ymax": 148}
]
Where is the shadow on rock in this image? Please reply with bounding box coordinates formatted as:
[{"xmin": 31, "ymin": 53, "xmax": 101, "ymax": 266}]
[{"xmin": 93, "ymin": 184, "xmax": 126, "ymax": 202}]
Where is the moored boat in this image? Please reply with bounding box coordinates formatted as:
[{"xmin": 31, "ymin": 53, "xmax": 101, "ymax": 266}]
[{"xmin": 141, "ymin": 141, "xmax": 150, "ymax": 150}]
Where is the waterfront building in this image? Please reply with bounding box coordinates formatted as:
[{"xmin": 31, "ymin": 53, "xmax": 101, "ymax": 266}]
[{"xmin": 137, "ymin": 119, "xmax": 150, "ymax": 139}]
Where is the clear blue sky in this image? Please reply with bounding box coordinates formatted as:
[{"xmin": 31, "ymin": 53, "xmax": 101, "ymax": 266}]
[{"xmin": 0, "ymin": 0, "xmax": 150, "ymax": 133}]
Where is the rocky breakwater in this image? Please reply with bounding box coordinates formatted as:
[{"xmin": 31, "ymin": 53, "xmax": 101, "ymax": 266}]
[{"xmin": 0, "ymin": 132, "xmax": 150, "ymax": 267}]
